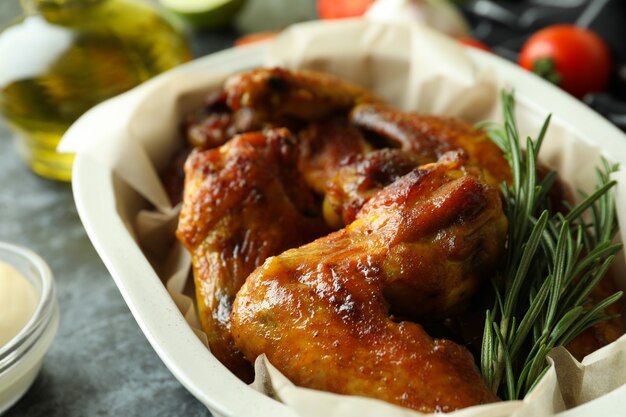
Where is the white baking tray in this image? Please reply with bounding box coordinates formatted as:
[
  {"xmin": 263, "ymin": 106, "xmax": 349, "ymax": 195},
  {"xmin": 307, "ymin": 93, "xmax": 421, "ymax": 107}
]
[{"xmin": 68, "ymin": 42, "xmax": 626, "ymax": 417}]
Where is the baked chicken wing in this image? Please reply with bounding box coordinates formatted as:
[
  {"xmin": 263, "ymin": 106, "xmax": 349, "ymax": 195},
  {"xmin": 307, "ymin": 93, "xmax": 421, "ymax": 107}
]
[
  {"xmin": 224, "ymin": 67, "xmax": 382, "ymax": 130},
  {"xmin": 351, "ymin": 103, "xmax": 511, "ymax": 187},
  {"xmin": 319, "ymin": 104, "xmax": 512, "ymax": 228},
  {"xmin": 231, "ymin": 154, "xmax": 506, "ymax": 412},
  {"xmin": 176, "ymin": 128, "xmax": 328, "ymax": 380}
]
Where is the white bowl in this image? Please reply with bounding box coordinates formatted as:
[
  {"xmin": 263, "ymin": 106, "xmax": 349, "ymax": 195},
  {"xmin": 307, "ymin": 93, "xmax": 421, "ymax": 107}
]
[
  {"xmin": 69, "ymin": 42, "xmax": 626, "ymax": 417},
  {"xmin": 0, "ymin": 242, "xmax": 59, "ymax": 414}
]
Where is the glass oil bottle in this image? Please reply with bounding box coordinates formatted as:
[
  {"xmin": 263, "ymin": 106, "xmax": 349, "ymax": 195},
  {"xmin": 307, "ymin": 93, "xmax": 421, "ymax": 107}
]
[{"xmin": 0, "ymin": 0, "xmax": 191, "ymax": 181}]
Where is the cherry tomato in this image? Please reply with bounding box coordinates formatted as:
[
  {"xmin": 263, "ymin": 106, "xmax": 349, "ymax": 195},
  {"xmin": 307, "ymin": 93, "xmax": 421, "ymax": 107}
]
[
  {"xmin": 518, "ymin": 25, "xmax": 612, "ymax": 98},
  {"xmin": 317, "ymin": 0, "xmax": 375, "ymax": 19},
  {"xmin": 457, "ymin": 37, "xmax": 491, "ymax": 52}
]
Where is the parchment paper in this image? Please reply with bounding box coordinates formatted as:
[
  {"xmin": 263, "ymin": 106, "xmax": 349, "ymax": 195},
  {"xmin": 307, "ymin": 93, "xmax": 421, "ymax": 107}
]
[{"xmin": 59, "ymin": 18, "xmax": 626, "ymax": 417}]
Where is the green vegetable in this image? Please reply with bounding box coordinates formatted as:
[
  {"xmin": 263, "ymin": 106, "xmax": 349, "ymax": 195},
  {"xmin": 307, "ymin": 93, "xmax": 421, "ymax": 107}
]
[
  {"xmin": 479, "ymin": 91, "xmax": 623, "ymax": 400},
  {"xmin": 159, "ymin": 0, "xmax": 245, "ymax": 29}
]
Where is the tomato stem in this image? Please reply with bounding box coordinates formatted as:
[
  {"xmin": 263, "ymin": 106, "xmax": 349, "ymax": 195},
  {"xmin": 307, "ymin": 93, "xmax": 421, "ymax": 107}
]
[{"xmin": 532, "ymin": 58, "xmax": 562, "ymax": 86}]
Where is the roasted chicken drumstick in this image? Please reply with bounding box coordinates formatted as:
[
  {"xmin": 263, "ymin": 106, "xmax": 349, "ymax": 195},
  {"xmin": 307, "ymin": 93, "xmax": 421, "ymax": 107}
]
[
  {"xmin": 176, "ymin": 128, "xmax": 328, "ymax": 380},
  {"xmin": 231, "ymin": 154, "xmax": 507, "ymax": 412}
]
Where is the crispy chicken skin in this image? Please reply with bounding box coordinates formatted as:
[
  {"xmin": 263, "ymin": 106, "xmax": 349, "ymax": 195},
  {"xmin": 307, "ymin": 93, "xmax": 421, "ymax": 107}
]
[
  {"xmin": 184, "ymin": 90, "xmax": 237, "ymax": 149},
  {"xmin": 323, "ymin": 148, "xmax": 422, "ymax": 227},
  {"xmin": 231, "ymin": 155, "xmax": 506, "ymax": 412},
  {"xmin": 176, "ymin": 128, "xmax": 328, "ymax": 380},
  {"xmin": 224, "ymin": 67, "xmax": 382, "ymax": 129},
  {"xmin": 319, "ymin": 104, "xmax": 512, "ymax": 228},
  {"xmin": 297, "ymin": 117, "xmax": 373, "ymax": 194},
  {"xmin": 351, "ymin": 103, "xmax": 511, "ymax": 187}
]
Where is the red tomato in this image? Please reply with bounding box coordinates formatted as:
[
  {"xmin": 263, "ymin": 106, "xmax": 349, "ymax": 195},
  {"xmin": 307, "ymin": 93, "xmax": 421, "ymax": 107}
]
[
  {"xmin": 317, "ymin": 0, "xmax": 375, "ymax": 19},
  {"xmin": 457, "ymin": 37, "xmax": 491, "ymax": 52},
  {"xmin": 518, "ymin": 25, "xmax": 612, "ymax": 98}
]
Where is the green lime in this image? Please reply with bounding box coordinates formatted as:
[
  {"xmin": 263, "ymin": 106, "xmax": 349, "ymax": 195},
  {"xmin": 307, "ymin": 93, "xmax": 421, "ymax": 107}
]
[{"xmin": 160, "ymin": 0, "xmax": 246, "ymax": 29}]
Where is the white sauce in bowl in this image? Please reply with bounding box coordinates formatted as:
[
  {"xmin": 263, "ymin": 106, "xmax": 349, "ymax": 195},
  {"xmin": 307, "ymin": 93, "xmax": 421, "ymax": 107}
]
[{"xmin": 0, "ymin": 261, "xmax": 39, "ymax": 348}]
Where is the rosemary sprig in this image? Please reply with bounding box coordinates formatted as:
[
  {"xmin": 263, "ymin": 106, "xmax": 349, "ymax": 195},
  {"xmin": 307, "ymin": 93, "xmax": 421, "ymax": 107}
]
[{"xmin": 480, "ymin": 91, "xmax": 623, "ymax": 400}]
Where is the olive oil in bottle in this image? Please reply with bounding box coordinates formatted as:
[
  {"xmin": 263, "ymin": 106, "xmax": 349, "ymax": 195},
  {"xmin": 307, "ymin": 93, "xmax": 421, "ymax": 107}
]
[{"xmin": 0, "ymin": 0, "xmax": 191, "ymax": 181}]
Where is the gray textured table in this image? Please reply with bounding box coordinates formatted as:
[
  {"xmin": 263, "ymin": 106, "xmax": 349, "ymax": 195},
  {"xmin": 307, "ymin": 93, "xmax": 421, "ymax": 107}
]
[{"xmin": 0, "ymin": 5, "xmax": 241, "ymax": 415}]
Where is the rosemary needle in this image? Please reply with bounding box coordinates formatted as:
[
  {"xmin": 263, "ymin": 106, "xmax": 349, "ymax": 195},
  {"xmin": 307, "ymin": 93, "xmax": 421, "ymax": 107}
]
[{"xmin": 479, "ymin": 91, "xmax": 623, "ymax": 400}]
